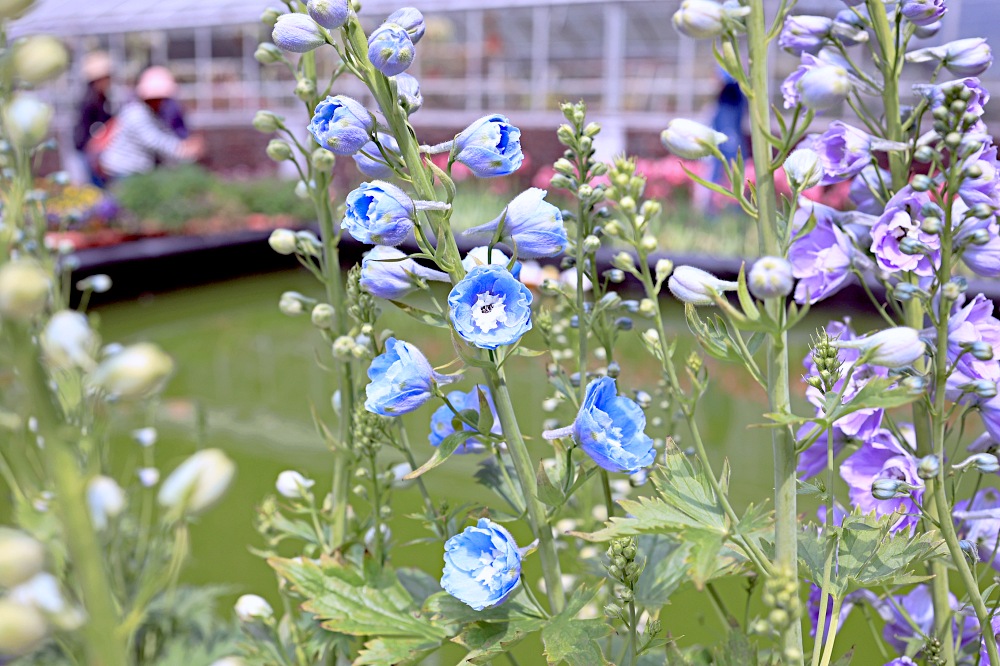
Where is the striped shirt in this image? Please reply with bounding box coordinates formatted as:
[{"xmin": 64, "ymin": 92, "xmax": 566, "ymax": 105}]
[{"xmin": 99, "ymin": 101, "xmax": 187, "ymax": 178}]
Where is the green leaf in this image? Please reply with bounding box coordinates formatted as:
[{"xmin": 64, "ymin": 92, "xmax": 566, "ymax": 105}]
[
  {"xmin": 686, "ymin": 531, "xmax": 725, "ymax": 590},
  {"xmin": 388, "ymin": 300, "xmax": 451, "ymax": 328},
  {"xmin": 574, "ymin": 440, "xmax": 728, "ymax": 541},
  {"xmin": 711, "ymin": 631, "xmax": 759, "ymax": 666},
  {"xmin": 270, "ymin": 556, "xmax": 449, "ymax": 643},
  {"xmin": 634, "ymin": 534, "xmax": 692, "ymax": 608},
  {"xmin": 537, "ymin": 460, "xmax": 566, "ymax": 507},
  {"xmin": 397, "ymin": 568, "xmax": 442, "ymax": 606},
  {"xmin": 474, "ymin": 458, "xmax": 526, "ymax": 514},
  {"xmin": 475, "ymin": 386, "xmax": 495, "ymax": 435},
  {"xmin": 831, "ymin": 648, "xmax": 855, "ymax": 665},
  {"xmin": 425, "ymin": 592, "xmax": 547, "ymax": 664},
  {"xmin": 797, "ymin": 509, "xmax": 944, "ymax": 596},
  {"xmin": 354, "ymin": 637, "xmax": 440, "ymax": 665},
  {"xmin": 736, "ymin": 264, "xmax": 761, "ymax": 321},
  {"xmin": 828, "ymin": 376, "xmax": 921, "ymax": 419},
  {"xmin": 405, "ymin": 430, "xmax": 470, "ymax": 479},
  {"xmin": 541, "ymin": 586, "xmax": 610, "ymax": 665}
]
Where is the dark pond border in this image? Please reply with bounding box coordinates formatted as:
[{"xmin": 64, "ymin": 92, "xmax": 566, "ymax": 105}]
[{"xmin": 69, "ymin": 228, "xmax": 1000, "ymax": 315}]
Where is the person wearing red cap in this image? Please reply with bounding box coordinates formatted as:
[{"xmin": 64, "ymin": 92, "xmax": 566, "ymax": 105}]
[{"xmin": 98, "ymin": 66, "xmax": 203, "ymax": 179}]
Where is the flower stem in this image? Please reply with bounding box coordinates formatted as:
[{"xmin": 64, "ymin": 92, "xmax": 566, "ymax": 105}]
[
  {"xmin": 314, "ymin": 171, "xmax": 355, "ymax": 549},
  {"xmin": 11, "ymin": 327, "xmax": 128, "ymax": 666},
  {"xmin": 486, "ymin": 364, "xmax": 565, "ymax": 613},
  {"xmin": 745, "ymin": 2, "xmax": 801, "ymax": 660}
]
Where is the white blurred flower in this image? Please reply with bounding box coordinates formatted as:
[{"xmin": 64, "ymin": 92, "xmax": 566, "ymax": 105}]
[
  {"xmin": 86, "ymin": 476, "xmax": 125, "ymax": 531},
  {"xmin": 137, "ymin": 467, "xmax": 160, "ymax": 487},
  {"xmin": 75, "ymin": 274, "xmax": 112, "ymax": 294},
  {"xmin": 131, "ymin": 427, "xmax": 158, "ymax": 448},
  {"xmin": 158, "ymin": 449, "xmax": 235, "ymax": 516},
  {"xmin": 275, "ymin": 470, "xmax": 314, "ymax": 499},
  {"xmin": 88, "ymin": 343, "xmax": 174, "ymax": 400},
  {"xmin": 234, "ymin": 594, "xmax": 273, "ymax": 622},
  {"xmin": 0, "ymin": 528, "xmax": 45, "ymax": 588},
  {"xmin": 40, "ymin": 310, "xmax": 99, "ymax": 371},
  {"xmin": 0, "ymin": 259, "xmax": 50, "ymax": 321}
]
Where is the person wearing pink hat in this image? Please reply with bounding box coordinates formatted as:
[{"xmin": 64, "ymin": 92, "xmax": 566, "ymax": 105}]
[{"xmin": 98, "ymin": 66, "xmax": 203, "ymax": 179}]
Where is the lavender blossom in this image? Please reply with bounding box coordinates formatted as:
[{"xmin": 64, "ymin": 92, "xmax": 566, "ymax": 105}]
[
  {"xmin": 900, "ymin": 0, "xmax": 946, "ymax": 27},
  {"xmin": 849, "ymin": 165, "xmax": 890, "ymax": 215},
  {"xmin": 870, "ymin": 187, "xmax": 941, "ymax": 276},
  {"xmin": 778, "ymin": 15, "xmax": 833, "ymax": 56},
  {"xmin": 882, "ymin": 585, "xmax": 979, "ymax": 654},
  {"xmin": 813, "ymin": 122, "xmax": 874, "ymax": 183},
  {"xmin": 788, "ymin": 200, "xmax": 857, "ymax": 304},
  {"xmin": 840, "ymin": 428, "xmax": 923, "ymax": 533},
  {"xmin": 907, "ymin": 38, "xmax": 994, "ymax": 77}
]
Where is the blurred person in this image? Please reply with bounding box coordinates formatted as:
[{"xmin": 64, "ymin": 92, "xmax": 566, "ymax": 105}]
[
  {"xmin": 136, "ymin": 64, "xmax": 189, "ymax": 139},
  {"xmin": 99, "ymin": 66, "xmax": 203, "ymax": 180},
  {"xmin": 74, "ymin": 51, "xmax": 113, "ymax": 185},
  {"xmin": 695, "ymin": 67, "xmax": 748, "ymax": 213}
]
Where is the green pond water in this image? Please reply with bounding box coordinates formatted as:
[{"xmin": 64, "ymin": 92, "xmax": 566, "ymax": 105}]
[{"xmin": 93, "ymin": 268, "xmax": 876, "ymax": 661}]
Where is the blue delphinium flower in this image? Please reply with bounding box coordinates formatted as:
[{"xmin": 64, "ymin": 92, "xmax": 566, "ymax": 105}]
[
  {"xmin": 272, "ymin": 14, "xmax": 325, "ymax": 53},
  {"xmin": 448, "ymin": 265, "xmax": 532, "ymax": 350},
  {"xmin": 307, "ymin": 95, "xmax": 373, "ymax": 155},
  {"xmin": 360, "ymin": 246, "xmax": 449, "ymax": 300},
  {"xmin": 368, "ymin": 23, "xmax": 414, "ymax": 77},
  {"xmin": 343, "ymin": 181, "xmax": 415, "ymax": 246},
  {"xmin": 353, "ymin": 133, "xmax": 400, "ymax": 178},
  {"xmin": 386, "ymin": 7, "xmax": 426, "ymax": 42},
  {"xmin": 306, "ymin": 0, "xmax": 349, "ymax": 29},
  {"xmin": 395, "ymin": 73, "xmax": 423, "ymax": 114},
  {"xmin": 428, "ymin": 385, "xmax": 502, "ymax": 454},
  {"xmin": 453, "ymin": 115, "xmax": 524, "ymax": 178},
  {"xmin": 573, "ymin": 377, "xmax": 655, "ymax": 473},
  {"xmin": 442, "ymin": 518, "xmax": 522, "ymax": 610},
  {"xmin": 463, "ymin": 188, "xmax": 569, "ymax": 259},
  {"xmin": 365, "ymin": 338, "xmax": 455, "ymax": 416}
]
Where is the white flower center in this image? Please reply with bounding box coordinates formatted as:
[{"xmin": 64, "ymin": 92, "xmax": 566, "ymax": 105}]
[
  {"xmin": 471, "ymin": 292, "xmax": 506, "ymax": 332},
  {"xmin": 475, "ymin": 548, "xmax": 507, "ymax": 591}
]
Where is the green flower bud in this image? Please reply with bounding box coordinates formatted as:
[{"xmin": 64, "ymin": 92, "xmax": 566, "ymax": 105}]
[
  {"xmin": 311, "ymin": 147, "xmax": 336, "ymax": 171},
  {"xmin": 266, "ymin": 139, "xmax": 293, "ymax": 162},
  {"xmin": 252, "ymin": 110, "xmax": 282, "ymax": 133},
  {"xmin": 254, "ymin": 42, "xmax": 283, "ymax": 65}
]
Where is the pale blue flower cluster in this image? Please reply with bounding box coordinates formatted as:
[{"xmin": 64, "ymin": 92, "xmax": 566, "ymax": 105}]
[
  {"xmin": 448, "ymin": 265, "xmax": 533, "ymax": 350},
  {"xmin": 343, "ymin": 181, "xmax": 415, "ymax": 246},
  {"xmin": 365, "ymin": 338, "xmax": 455, "ymax": 416},
  {"xmin": 574, "ymin": 377, "xmax": 655, "ymax": 474},
  {"xmin": 428, "ymin": 385, "xmax": 502, "ymax": 454}
]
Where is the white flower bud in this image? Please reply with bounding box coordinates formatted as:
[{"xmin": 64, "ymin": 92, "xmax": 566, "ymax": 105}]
[
  {"xmin": 3, "ymin": 94, "xmax": 53, "ymax": 148},
  {"xmin": 660, "ymin": 119, "xmax": 728, "ymax": 159},
  {"xmin": 0, "ymin": 0, "xmax": 35, "ymax": 20},
  {"xmin": 0, "ymin": 529, "xmax": 45, "ymax": 588},
  {"xmin": 88, "ymin": 342, "xmax": 174, "ymax": 400},
  {"xmin": 954, "ymin": 452, "xmax": 1000, "ymax": 474},
  {"xmin": 0, "ymin": 260, "xmax": 50, "ymax": 321},
  {"xmin": 279, "ymin": 291, "xmax": 309, "ymax": 316},
  {"xmin": 0, "ymin": 599, "xmax": 47, "ymax": 656},
  {"xmin": 132, "ymin": 427, "xmax": 158, "ymax": 447},
  {"xmin": 40, "ymin": 310, "xmax": 99, "ymax": 371},
  {"xmin": 137, "ymin": 467, "xmax": 160, "ymax": 487},
  {"xmin": 871, "ymin": 478, "xmax": 917, "ymax": 500},
  {"xmin": 210, "ymin": 659, "xmax": 248, "ymax": 666},
  {"xmin": 75, "ymin": 274, "xmax": 112, "ymax": 293},
  {"xmin": 654, "ymin": 258, "xmax": 674, "ymax": 283},
  {"xmin": 275, "ymin": 470, "xmax": 315, "ymax": 499},
  {"xmin": 638, "ymin": 298, "xmax": 657, "ymax": 318},
  {"xmin": 667, "ymin": 265, "xmax": 738, "ymax": 306},
  {"xmin": 158, "ymin": 449, "xmax": 235, "ymax": 516},
  {"xmin": 311, "ymin": 303, "xmax": 335, "ymax": 329},
  {"xmin": 332, "ymin": 335, "xmax": 356, "ymax": 359},
  {"xmin": 783, "ymin": 148, "xmax": 822, "ymax": 190},
  {"xmin": 86, "ymin": 476, "xmax": 125, "ymax": 531},
  {"xmin": 12, "ymin": 36, "xmax": 69, "ymax": 85},
  {"xmin": 234, "ymin": 594, "xmax": 273, "ymax": 622},
  {"xmin": 268, "ymin": 228, "xmax": 298, "ymax": 255},
  {"xmin": 641, "ymin": 328, "xmax": 660, "ymax": 347},
  {"xmin": 832, "ymin": 327, "xmax": 926, "ymax": 368},
  {"xmin": 748, "ymin": 256, "xmax": 794, "ymax": 299},
  {"xmin": 672, "ymin": 0, "xmax": 725, "ymax": 39}
]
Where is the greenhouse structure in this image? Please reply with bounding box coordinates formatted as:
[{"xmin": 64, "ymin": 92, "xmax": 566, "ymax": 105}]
[{"xmin": 11, "ymin": 0, "xmax": 1000, "ymax": 173}]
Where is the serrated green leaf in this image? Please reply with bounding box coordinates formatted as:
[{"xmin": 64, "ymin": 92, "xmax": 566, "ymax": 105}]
[
  {"xmin": 712, "ymin": 631, "xmax": 759, "ymax": 666},
  {"xmin": 424, "ymin": 592, "xmax": 547, "ymax": 664},
  {"xmin": 635, "ymin": 535, "xmax": 692, "ymax": 607},
  {"xmin": 686, "ymin": 531, "xmax": 725, "ymax": 590},
  {"xmin": 405, "ymin": 430, "xmax": 470, "ymax": 479},
  {"xmin": 798, "ymin": 510, "xmax": 944, "ymax": 596},
  {"xmin": 353, "ymin": 637, "xmax": 440, "ymax": 666},
  {"xmin": 270, "ymin": 556, "xmax": 448, "ymax": 642},
  {"xmin": 828, "ymin": 376, "xmax": 920, "ymax": 419},
  {"xmin": 574, "ymin": 440, "xmax": 728, "ymax": 541},
  {"xmin": 541, "ymin": 586, "xmax": 610, "ymax": 665}
]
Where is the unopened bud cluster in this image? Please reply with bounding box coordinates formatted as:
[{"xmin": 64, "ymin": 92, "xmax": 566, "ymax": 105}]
[
  {"xmin": 757, "ymin": 566, "xmax": 801, "ymax": 642},
  {"xmin": 805, "ymin": 330, "xmax": 842, "ymax": 393}
]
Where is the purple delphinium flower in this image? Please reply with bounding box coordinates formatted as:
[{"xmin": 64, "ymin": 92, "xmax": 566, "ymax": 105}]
[
  {"xmin": 960, "ymin": 143, "xmax": 1000, "ymax": 209},
  {"xmin": 778, "ymin": 15, "xmax": 833, "ymax": 56},
  {"xmin": 782, "ymin": 53, "xmax": 850, "ymax": 110},
  {"xmin": 849, "ymin": 165, "xmax": 891, "ymax": 215},
  {"xmin": 962, "ymin": 224, "xmax": 1000, "ymax": 278},
  {"xmin": 916, "ymin": 77, "xmax": 989, "ymax": 121},
  {"xmin": 870, "ymin": 186, "xmax": 941, "ymax": 276},
  {"xmin": 813, "ymin": 121, "xmax": 874, "ymax": 183},
  {"xmin": 901, "ymin": 0, "xmax": 946, "ymax": 27},
  {"xmin": 797, "ymin": 423, "xmax": 849, "ymax": 480},
  {"xmin": 428, "ymin": 385, "xmax": 502, "ymax": 454},
  {"xmin": 954, "ymin": 487, "xmax": 1000, "ymax": 571},
  {"xmin": 840, "ymin": 427, "xmax": 923, "ymax": 533},
  {"xmin": 907, "ymin": 38, "xmax": 993, "ymax": 77},
  {"xmin": 789, "ymin": 200, "xmax": 857, "ymax": 304},
  {"xmin": 883, "ymin": 585, "xmax": 979, "ymax": 655},
  {"xmin": 982, "ymin": 615, "xmax": 1000, "ymax": 665},
  {"xmin": 947, "ymin": 293, "xmax": 1000, "ymax": 385}
]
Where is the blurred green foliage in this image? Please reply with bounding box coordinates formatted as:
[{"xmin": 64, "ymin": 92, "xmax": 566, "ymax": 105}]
[{"xmin": 112, "ymin": 165, "xmax": 314, "ymax": 230}]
